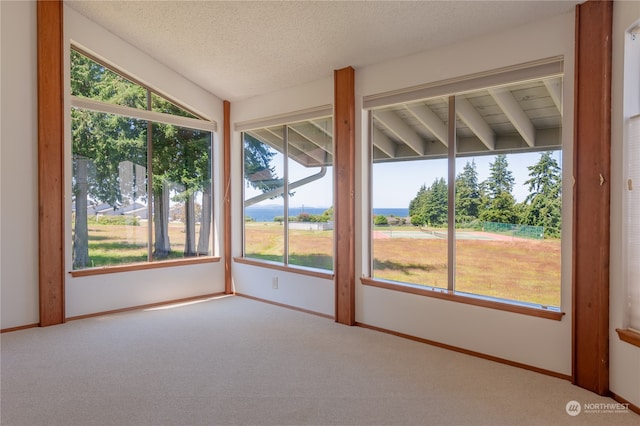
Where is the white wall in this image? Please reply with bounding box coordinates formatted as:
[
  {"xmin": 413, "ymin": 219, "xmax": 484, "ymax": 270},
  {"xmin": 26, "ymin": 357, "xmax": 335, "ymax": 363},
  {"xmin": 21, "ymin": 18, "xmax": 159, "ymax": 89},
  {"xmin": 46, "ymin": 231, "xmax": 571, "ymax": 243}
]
[
  {"xmin": 610, "ymin": 0, "xmax": 640, "ymax": 409},
  {"xmin": 63, "ymin": 6, "xmax": 226, "ymax": 318},
  {"xmin": 230, "ymin": 76, "xmax": 335, "ymax": 317},
  {"xmin": 0, "ymin": 1, "xmax": 39, "ymax": 329}
]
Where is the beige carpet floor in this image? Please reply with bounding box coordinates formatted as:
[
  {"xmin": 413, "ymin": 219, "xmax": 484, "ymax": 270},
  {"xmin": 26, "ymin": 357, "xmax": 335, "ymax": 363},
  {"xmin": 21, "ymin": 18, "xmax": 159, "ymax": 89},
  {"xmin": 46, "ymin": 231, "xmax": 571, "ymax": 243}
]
[{"xmin": 1, "ymin": 295, "xmax": 637, "ymax": 426}]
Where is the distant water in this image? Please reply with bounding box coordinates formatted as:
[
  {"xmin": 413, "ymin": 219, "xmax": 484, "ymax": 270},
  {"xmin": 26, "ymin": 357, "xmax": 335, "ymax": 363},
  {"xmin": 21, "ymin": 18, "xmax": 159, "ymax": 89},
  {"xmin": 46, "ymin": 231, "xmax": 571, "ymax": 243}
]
[{"xmin": 245, "ymin": 206, "xmax": 409, "ymax": 222}]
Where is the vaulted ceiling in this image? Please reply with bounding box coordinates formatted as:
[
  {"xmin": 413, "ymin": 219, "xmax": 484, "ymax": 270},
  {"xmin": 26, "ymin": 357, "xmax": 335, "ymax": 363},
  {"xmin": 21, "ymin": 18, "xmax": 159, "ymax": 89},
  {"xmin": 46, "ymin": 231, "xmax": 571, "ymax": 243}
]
[{"xmin": 66, "ymin": 1, "xmax": 580, "ymax": 102}]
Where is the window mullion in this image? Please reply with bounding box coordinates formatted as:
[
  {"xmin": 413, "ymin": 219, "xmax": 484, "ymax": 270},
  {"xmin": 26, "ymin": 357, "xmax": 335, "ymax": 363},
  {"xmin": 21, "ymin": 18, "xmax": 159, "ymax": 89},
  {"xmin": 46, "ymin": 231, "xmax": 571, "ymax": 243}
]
[
  {"xmin": 283, "ymin": 126, "xmax": 290, "ymax": 265},
  {"xmin": 146, "ymin": 90, "xmax": 153, "ymax": 262},
  {"xmin": 447, "ymin": 95, "xmax": 456, "ymax": 292}
]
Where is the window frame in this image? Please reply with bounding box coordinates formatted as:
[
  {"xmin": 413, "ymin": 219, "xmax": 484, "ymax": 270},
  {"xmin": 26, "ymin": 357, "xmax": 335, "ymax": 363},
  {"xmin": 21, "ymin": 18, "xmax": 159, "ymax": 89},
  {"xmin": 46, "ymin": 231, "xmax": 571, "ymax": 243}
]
[
  {"xmin": 362, "ymin": 60, "xmax": 566, "ymax": 321},
  {"xmin": 237, "ymin": 111, "xmax": 335, "ymax": 277},
  {"xmin": 68, "ymin": 46, "xmax": 219, "ymax": 277}
]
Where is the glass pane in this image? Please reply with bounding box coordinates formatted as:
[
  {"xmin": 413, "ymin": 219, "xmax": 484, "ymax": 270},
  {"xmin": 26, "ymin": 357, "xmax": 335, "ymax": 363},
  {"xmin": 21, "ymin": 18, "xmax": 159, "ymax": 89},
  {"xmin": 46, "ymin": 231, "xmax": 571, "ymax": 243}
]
[
  {"xmin": 71, "ymin": 108, "xmax": 148, "ymax": 269},
  {"xmin": 243, "ymin": 128, "xmax": 285, "ymax": 263},
  {"xmin": 371, "ymin": 102, "xmax": 449, "ymax": 289},
  {"xmin": 454, "ymin": 151, "xmax": 562, "ymax": 307},
  {"xmin": 151, "ymin": 93, "xmax": 200, "ymax": 119},
  {"xmin": 70, "ymin": 50, "xmax": 146, "ymax": 110},
  {"xmin": 151, "ymin": 124, "xmax": 213, "ymax": 260},
  {"xmin": 287, "ymin": 118, "xmax": 334, "ymax": 271}
]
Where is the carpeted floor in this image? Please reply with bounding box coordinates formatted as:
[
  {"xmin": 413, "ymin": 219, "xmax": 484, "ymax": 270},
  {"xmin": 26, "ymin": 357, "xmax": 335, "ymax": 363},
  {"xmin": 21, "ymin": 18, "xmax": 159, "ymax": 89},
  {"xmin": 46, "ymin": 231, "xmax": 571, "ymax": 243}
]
[{"xmin": 1, "ymin": 295, "xmax": 637, "ymax": 425}]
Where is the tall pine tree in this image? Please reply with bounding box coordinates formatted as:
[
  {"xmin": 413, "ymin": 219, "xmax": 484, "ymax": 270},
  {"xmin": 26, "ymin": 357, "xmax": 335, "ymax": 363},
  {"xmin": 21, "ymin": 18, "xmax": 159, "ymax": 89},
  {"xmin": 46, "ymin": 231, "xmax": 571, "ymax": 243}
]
[
  {"xmin": 455, "ymin": 160, "xmax": 481, "ymax": 224},
  {"xmin": 522, "ymin": 151, "xmax": 562, "ymax": 238},
  {"xmin": 479, "ymin": 154, "xmax": 518, "ymax": 224}
]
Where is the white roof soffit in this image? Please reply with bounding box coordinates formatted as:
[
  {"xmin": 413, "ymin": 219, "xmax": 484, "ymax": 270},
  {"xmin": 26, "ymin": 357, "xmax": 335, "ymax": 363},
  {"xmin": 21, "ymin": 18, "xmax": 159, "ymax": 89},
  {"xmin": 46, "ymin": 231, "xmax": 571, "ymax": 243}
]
[{"xmin": 371, "ymin": 72, "xmax": 563, "ymax": 163}]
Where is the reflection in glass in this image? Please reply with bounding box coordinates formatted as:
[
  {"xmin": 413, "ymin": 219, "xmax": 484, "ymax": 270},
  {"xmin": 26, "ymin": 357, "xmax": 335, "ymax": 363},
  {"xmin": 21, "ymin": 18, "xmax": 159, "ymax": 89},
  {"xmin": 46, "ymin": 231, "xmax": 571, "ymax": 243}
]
[
  {"xmin": 152, "ymin": 123, "xmax": 213, "ymax": 260},
  {"xmin": 71, "ymin": 109, "xmax": 148, "ymax": 269}
]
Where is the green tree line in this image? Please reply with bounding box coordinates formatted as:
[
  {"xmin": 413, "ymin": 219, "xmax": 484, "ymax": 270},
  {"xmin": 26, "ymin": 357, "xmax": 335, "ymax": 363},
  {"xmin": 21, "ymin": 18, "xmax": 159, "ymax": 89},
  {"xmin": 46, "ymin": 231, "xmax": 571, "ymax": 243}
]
[{"xmin": 408, "ymin": 153, "xmax": 562, "ymax": 238}]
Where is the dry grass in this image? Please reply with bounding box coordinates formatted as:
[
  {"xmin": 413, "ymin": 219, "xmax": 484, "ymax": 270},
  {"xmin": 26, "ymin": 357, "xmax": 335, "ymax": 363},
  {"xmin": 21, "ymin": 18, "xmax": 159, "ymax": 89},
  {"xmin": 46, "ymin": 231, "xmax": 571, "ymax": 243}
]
[
  {"xmin": 245, "ymin": 223, "xmax": 333, "ymax": 270},
  {"xmin": 246, "ymin": 223, "xmax": 561, "ymax": 306},
  {"xmin": 84, "ymin": 221, "xmax": 561, "ymax": 306}
]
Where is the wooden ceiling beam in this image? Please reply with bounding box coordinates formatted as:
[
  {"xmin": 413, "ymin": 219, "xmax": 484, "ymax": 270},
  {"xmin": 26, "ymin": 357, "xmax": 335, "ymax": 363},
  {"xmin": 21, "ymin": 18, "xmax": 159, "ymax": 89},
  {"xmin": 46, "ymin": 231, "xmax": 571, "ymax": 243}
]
[
  {"xmin": 489, "ymin": 87, "xmax": 536, "ymax": 147},
  {"xmin": 404, "ymin": 103, "xmax": 448, "ymax": 147},
  {"xmin": 374, "ymin": 110, "xmax": 424, "ymax": 155},
  {"xmin": 455, "ymin": 97, "xmax": 495, "ymax": 151}
]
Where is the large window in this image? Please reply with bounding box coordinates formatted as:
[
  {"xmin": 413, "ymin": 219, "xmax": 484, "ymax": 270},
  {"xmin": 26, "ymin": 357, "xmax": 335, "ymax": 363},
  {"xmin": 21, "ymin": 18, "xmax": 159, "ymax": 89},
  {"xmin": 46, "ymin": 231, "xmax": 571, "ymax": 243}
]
[
  {"xmin": 369, "ymin": 67, "xmax": 564, "ymax": 311},
  {"xmin": 242, "ymin": 116, "xmax": 334, "ymax": 271},
  {"xmin": 70, "ymin": 49, "xmax": 215, "ymax": 270}
]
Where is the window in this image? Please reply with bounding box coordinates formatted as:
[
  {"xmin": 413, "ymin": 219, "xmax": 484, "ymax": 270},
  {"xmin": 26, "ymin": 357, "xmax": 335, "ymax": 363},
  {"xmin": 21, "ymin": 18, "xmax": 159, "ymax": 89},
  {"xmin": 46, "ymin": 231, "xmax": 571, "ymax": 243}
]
[
  {"xmin": 242, "ymin": 116, "xmax": 334, "ymax": 272},
  {"xmin": 70, "ymin": 49, "xmax": 215, "ymax": 270},
  {"xmin": 367, "ymin": 63, "xmax": 564, "ymax": 311}
]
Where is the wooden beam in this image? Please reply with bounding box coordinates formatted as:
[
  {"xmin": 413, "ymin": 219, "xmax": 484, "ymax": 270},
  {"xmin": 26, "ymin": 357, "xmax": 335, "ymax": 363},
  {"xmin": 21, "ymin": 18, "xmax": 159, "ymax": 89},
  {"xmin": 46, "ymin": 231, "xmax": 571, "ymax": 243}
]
[
  {"xmin": 572, "ymin": 0, "xmax": 612, "ymax": 396},
  {"xmin": 374, "ymin": 110, "xmax": 424, "ymax": 155},
  {"xmin": 456, "ymin": 97, "xmax": 495, "ymax": 150},
  {"xmin": 489, "ymin": 87, "xmax": 536, "ymax": 147},
  {"xmin": 37, "ymin": 0, "xmax": 65, "ymax": 326},
  {"xmin": 334, "ymin": 66, "xmax": 355, "ymax": 326},
  {"xmin": 544, "ymin": 78, "xmax": 563, "ymax": 115},
  {"xmin": 404, "ymin": 103, "xmax": 448, "ymax": 146},
  {"xmin": 372, "ymin": 126, "xmax": 397, "ymax": 158},
  {"xmin": 224, "ymin": 100, "xmax": 232, "ymax": 294}
]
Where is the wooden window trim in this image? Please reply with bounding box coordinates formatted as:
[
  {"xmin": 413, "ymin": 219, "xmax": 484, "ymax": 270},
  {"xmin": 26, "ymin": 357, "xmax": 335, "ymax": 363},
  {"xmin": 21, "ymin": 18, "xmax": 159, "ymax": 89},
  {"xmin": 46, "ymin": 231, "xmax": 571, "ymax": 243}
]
[
  {"xmin": 69, "ymin": 256, "xmax": 220, "ymax": 278},
  {"xmin": 616, "ymin": 328, "xmax": 640, "ymax": 348},
  {"xmin": 361, "ymin": 278, "xmax": 565, "ymax": 321},
  {"xmin": 234, "ymin": 257, "xmax": 334, "ymax": 281}
]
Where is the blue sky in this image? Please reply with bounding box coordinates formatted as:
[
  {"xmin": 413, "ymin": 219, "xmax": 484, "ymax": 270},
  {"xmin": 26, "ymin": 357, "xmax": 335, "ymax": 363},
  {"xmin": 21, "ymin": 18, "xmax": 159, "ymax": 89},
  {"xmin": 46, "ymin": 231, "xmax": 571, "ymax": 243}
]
[{"xmin": 244, "ymin": 150, "xmax": 562, "ymax": 209}]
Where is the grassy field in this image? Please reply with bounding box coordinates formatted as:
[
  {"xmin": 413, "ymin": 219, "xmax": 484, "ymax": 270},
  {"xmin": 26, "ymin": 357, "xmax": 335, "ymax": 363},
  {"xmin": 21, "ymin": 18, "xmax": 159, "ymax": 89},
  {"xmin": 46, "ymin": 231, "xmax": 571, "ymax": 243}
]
[
  {"xmin": 245, "ymin": 223, "xmax": 333, "ymax": 270},
  {"xmin": 246, "ymin": 222, "xmax": 561, "ymax": 307},
  {"xmin": 78, "ymin": 221, "xmax": 202, "ymax": 268},
  {"xmin": 81, "ymin": 221, "xmax": 561, "ymax": 307}
]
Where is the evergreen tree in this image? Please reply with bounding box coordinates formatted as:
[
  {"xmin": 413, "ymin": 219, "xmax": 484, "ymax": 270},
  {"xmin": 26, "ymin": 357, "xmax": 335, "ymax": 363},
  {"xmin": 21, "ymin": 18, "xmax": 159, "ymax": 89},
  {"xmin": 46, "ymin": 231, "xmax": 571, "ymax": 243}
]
[
  {"xmin": 522, "ymin": 151, "xmax": 562, "ymax": 238},
  {"xmin": 485, "ymin": 154, "xmax": 515, "ymax": 197},
  {"xmin": 408, "ymin": 178, "xmax": 447, "ymax": 227},
  {"xmin": 71, "ymin": 50, "xmax": 147, "ymax": 267},
  {"xmin": 479, "ymin": 154, "xmax": 518, "ymax": 224},
  {"xmin": 424, "ymin": 177, "xmax": 448, "ymax": 226},
  {"xmin": 455, "ymin": 160, "xmax": 481, "ymax": 224},
  {"xmin": 409, "ymin": 184, "xmax": 428, "ymax": 226},
  {"xmin": 71, "ymin": 50, "xmax": 213, "ymax": 264}
]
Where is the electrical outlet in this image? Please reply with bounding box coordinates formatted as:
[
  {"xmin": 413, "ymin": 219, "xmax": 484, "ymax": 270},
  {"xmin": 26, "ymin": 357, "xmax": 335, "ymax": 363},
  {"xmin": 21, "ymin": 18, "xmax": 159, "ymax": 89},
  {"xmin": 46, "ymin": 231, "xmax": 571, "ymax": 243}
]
[{"xmin": 272, "ymin": 276, "xmax": 278, "ymax": 289}]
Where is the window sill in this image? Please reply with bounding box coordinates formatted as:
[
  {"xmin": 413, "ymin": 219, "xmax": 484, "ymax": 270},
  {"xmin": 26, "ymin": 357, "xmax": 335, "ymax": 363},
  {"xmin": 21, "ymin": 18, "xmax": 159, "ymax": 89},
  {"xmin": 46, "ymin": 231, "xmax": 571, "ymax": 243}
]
[
  {"xmin": 69, "ymin": 256, "xmax": 220, "ymax": 277},
  {"xmin": 616, "ymin": 328, "xmax": 640, "ymax": 348},
  {"xmin": 233, "ymin": 257, "xmax": 334, "ymax": 280},
  {"xmin": 361, "ymin": 277, "xmax": 565, "ymax": 321}
]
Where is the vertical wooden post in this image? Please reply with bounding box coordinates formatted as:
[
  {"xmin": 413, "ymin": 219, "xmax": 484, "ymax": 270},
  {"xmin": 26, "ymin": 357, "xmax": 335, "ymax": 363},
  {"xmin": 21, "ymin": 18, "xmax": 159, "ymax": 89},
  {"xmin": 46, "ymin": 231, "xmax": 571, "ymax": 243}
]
[
  {"xmin": 37, "ymin": 0, "xmax": 65, "ymax": 326},
  {"xmin": 334, "ymin": 67, "xmax": 355, "ymax": 325},
  {"xmin": 572, "ymin": 0, "xmax": 612, "ymax": 395},
  {"xmin": 224, "ymin": 100, "xmax": 233, "ymax": 294}
]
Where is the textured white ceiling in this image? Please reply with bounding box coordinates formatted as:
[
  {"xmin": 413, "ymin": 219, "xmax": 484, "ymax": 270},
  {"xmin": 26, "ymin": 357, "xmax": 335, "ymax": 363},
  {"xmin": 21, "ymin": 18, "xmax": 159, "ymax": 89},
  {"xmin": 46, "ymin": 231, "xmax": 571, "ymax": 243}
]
[{"xmin": 66, "ymin": 0, "xmax": 579, "ymax": 102}]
